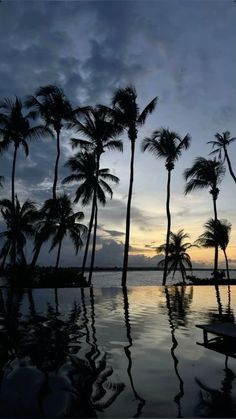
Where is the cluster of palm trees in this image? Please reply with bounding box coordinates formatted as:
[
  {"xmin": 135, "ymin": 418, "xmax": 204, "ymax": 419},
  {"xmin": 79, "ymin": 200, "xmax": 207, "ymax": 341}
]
[{"xmin": 0, "ymin": 83, "xmax": 235, "ymax": 286}]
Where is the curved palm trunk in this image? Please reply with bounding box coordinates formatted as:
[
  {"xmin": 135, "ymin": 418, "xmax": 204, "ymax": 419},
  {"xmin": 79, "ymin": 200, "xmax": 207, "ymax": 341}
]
[
  {"xmin": 212, "ymin": 196, "xmax": 219, "ymax": 279},
  {"xmin": 52, "ymin": 129, "xmax": 60, "ymax": 200},
  {"xmin": 88, "ymin": 200, "xmax": 98, "ymax": 286},
  {"xmin": 11, "ymin": 145, "xmax": 18, "ymax": 268},
  {"xmin": 122, "ymin": 140, "xmax": 135, "ymax": 286},
  {"xmin": 165, "ymin": 287, "xmax": 184, "ymax": 417},
  {"xmin": 163, "ymin": 169, "xmax": 172, "ymax": 286},
  {"xmin": 81, "ymin": 192, "xmax": 96, "ymax": 277},
  {"xmin": 122, "ymin": 286, "xmax": 145, "ymax": 417},
  {"xmin": 55, "ymin": 237, "xmax": 63, "ymax": 269},
  {"xmin": 223, "ymin": 248, "xmax": 230, "ymax": 281},
  {"xmin": 224, "ymin": 148, "xmax": 236, "ymax": 184}
]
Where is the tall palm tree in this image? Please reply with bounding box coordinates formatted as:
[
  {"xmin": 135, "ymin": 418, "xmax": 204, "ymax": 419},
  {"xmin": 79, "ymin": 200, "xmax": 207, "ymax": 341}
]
[
  {"xmin": 0, "ymin": 198, "xmax": 39, "ymax": 269},
  {"xmin": 208, "ymin": 131, "xmax": 236, "ymax": 183},
  {"xmin": 0, "ymin": 97, "xmax": 51, "ymax": 267},
  {"xmin": 196, "ymin": 218, "xmax": 232, "ymax": 281},
  {"xmin": 69, "ymin": 106, "xmax": 122, "ymax": 280},
  {"xmin": 109, "ymin": 86, "xmax": 157, "ymax": 286},
  {"xmin": 142, "ymin": 128, "xmax": 191, "ymax": 285},
  {"xmin": 25, "ymin": 85, "xmax": 72, "ymax": 199},
  {"xmin": 62, "ymin": 152, "xmax": 119, "ymax": 282},
  {"xmin": 41, "ymin": 195, "xmax": 87, "ymax": 269},
  {"xmin": 156, "ymin": 230, "xmax": 194, "ymax": 284},
  {"xmin": 184, "ymin": 157, "xmax": 225, "ymax": 279}
]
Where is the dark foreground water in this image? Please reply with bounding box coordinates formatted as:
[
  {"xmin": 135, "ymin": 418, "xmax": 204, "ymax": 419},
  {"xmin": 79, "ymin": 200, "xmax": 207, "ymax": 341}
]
[{"xmin": 0, "ymin": 285, "xmax": 236, "ymax": 417}]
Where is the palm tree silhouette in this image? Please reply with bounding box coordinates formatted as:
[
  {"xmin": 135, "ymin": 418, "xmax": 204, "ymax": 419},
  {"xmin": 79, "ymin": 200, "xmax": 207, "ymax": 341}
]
[
  {"xmin": 0, "ymin": 97, "xmax": 51, "ymax": 267},
  {"xmin": 208, "ymin": 131, "xmax": 236, "ymax": 183},
  {"xmin": 142, "ymin": 128, "xmax": 191, "ymax": 285},
  {"xmin": 184, "ymin": 157, "xmax": 225, "ymax": 279},
  {"xmin": 25, "ymin": 85, "xmax": 72, "ymax": 199},
  {"xmin": 63, "ymin": 151, "xmax": 119, "ymax": 283},
  {"xmin": 40, "ymin": 194, "xmax": 87, "ymax": 269},
  {"xmin": 196, "ymin": 218, "xmax": 232, "ymax": 281},
  {"xmin": 0, "ymin": 198, "xmax": 39, "ymax": 270},
  {"xmin": 107, "ymin": 86, "xmax": 157, "ymax": 286},
  {"xmin": 156, "ymin": 230, "xmax": 194, "ymax": 284},
  {"xmin": 69, "ymin": 106, "xmax": 122, "ymax": 280}
]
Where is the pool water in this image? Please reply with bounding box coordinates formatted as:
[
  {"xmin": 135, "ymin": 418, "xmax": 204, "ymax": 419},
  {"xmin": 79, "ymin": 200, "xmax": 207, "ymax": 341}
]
[{"xmin": 0, "ymin": 285, "xmax": 236, "ymax": 417}]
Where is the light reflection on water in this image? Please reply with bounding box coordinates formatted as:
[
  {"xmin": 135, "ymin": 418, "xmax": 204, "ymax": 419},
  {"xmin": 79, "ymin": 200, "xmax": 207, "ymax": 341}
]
[{"xmin": 0, "ymin": 285, "xmax": 236, "ymax": 417}]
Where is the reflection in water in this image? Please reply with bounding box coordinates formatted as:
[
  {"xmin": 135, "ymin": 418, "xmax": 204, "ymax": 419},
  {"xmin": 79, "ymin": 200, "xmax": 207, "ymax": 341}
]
[
  {"xmin": 122, "ymin": 286, "xmax": 145, "ymax": 418},
  {"xmin": 0, "ymin": 288, "xmax": 125, "ymax": 417},
  {"xmin": 196, "ymin": 357, "xmax": 236, "ymax": 417},
  {"xmin": 164, "ymin": 287, "xmax": 186, "ymax": 418}
]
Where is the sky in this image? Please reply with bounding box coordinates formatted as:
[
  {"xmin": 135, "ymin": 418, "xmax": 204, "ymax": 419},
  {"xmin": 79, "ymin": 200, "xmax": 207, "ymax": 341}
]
[{"xmin": 0, "ymin": 0, "xmax": 236, "ymax": 268}]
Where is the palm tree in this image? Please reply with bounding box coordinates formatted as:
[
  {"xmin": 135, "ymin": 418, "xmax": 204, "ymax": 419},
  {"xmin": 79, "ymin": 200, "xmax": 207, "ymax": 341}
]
[
  {"xmin": 0, "ymin": 198, "xmax": 39, "ymax": 270},
  {"xmin": 69, "ymin": 106, "xmax": 122, "ymax": 280},
  {"xmin": 109, "ymin": 86, "xmax": 157, "ymax": 286},
  {"xmin": 25, "ymin": 85, "xmax": 72, "ymax": 199},
  {"xmin": 208, "ymin": 131, "xmax": 236, "ymax": 183},
  {"xmin": 184, "ymin": 157, "xmax": 225, "ymax": 279},
  {"xmin": 0, "ymin": 97, "xmax": 51, "ymax": 267},
  {"xmin": 156, "ymin": 230, "xmax": 194, "ymax": 284},
  {"xmin": 62, "ymin": 152, "xmax": 119, "ymax": 283},
  {"xmin": 142, "ymin": 128, "xmax": 191, "ymax": 285},
  {"xmin": 44, "ymin": 194, "xmax": 87, "ymax": 269},
  {"xmin": 196, "ymin": 218, "xmax": 232, "ymax": 281}
]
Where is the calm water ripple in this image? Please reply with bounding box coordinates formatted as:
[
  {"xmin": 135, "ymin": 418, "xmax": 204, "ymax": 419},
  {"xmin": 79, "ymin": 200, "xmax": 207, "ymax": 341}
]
[{"xmin": 0, "ymin": 285, "xmax": 236, "ymax": 417}]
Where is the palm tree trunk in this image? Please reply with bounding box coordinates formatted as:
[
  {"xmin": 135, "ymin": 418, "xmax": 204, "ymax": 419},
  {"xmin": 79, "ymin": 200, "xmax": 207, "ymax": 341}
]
[
  {"xmin": 163, "ymin": 169, "xmax": 172, "ymax": 286},
  {"xmin": 223, "ymin": 248, "xmax": 230, "ymax": 281},
  {"xmin": 55, "ymin": 238, "xmax": 63, "ymax": 269},
  {"xmin": 122, "ymin": 140, "xmax": 135, "ymax": 286},
  {"xmin": 11, "ymin": 145, "xmax": 18, "ymax": 268},
  {"xmin": 88, "ymin": 199, "xmax": 98, "ymax": 286},
  {"xmin": 81, "ymin": 192, "xmax": 96, "ymax": 277},
  {"xmin": 212, "ymin": 195, "xmax": 219, "ymax": 279},
  {"xmin": 225, "ymin": 148, "xmax": 236, "ymax": 183},
  {"xmin": 52, "ymin": 129, "xmax": 60, "ymax": 200}
]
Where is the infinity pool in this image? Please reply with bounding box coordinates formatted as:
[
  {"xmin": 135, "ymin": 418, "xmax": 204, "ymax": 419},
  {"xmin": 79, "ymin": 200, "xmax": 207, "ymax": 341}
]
[{"xmin": 0, "ymin": 285, "xmax": 236, "ymax": 417}]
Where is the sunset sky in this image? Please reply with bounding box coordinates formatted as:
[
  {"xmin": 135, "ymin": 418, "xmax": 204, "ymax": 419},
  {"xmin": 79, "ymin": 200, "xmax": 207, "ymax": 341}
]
[{"xmin": 0, "ymin": 0, "xmax": 236, "ymax": 268}]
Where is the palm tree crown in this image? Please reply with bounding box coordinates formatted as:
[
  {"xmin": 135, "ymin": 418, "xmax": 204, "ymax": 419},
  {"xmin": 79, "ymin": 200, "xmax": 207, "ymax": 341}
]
[
  {"xmin": 70, "ymin": 105, "xmax": 123, "ymax": 157},
  {"xmin": 62, "ymin": 152, "xmax": 119, "ymax": 205},
  {"xmin": 142, "ymin": 128, "xmax": 191, "ymax": 170},
  {"xmin": 156, "ymin": 229, "xmax": 193, "ymax": 283},
  {"xmin": 208, "ymin": 131, "xmax": 236, "ymax": 184},
  {"xmin": 184, "ymin": 157, "xmax": 225, "ymax": 199}
]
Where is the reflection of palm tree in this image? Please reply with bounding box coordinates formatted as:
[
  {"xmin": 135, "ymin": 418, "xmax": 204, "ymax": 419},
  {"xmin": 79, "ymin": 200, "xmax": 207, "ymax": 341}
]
[
  {"xmin": 195, "ymin": 359, "xmax": 236, "ymax": 417},
  {"xmin": 142, "ymin": 129, "xmax": 191, "ymax": 285},
  {"xmin": 208, "ymin": 131, "xmax": 236, "ymax": 184},
  {"xmin": 196, "ymin": 218, "xmax": 232, "ymax": 281},
  {"xmin": 184, "ymin": 158, "xmax": 225, "ymax": 279},
  {"xmin": 164, "ymin": 287, "xmax": 184, "ymax": 418},
  {"xmin": 122, "ymin": 286, "xmax": 145, "ymax": 417},
  {"xmin": 156, "ymin": 230, "xmax": 194, "ymax": 284},
  {"xmin": 0, "ymin": 198, "xmax": 39, "ymax": 270},
  {"xmin": 63, "ymin": 152, "xmax": 119, "ymax": 282},
  {"xmin": 109, "ymin": 87, "xmax": 157, "ymax": 286}
]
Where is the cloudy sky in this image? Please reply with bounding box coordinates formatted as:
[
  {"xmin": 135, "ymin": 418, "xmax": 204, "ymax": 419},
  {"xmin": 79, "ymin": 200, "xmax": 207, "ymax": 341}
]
[{"xmin": 0, "ymin": 0, "xmax": 236, "ymax": 268}]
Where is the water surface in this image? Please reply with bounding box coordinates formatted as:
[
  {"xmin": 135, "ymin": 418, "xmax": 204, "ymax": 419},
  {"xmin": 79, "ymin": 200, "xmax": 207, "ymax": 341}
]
[{"xmin": 0, "ymin": 285, "xmax": 236, "ymax": 417}]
